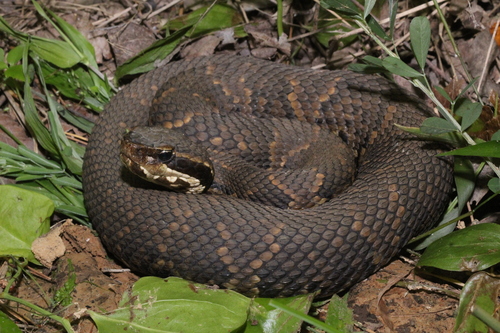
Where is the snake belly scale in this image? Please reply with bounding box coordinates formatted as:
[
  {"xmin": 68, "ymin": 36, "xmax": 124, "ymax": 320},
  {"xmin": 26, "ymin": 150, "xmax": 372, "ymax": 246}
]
[{"xmin": 82, "ymin": 55, "xmax": 453, "ymax": 298}]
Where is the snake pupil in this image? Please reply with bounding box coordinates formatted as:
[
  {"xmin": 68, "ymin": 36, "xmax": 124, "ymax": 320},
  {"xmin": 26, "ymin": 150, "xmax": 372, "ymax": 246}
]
[{"xmin": 158, "ymin": 150, "xmax": 174, "ymax": 163}]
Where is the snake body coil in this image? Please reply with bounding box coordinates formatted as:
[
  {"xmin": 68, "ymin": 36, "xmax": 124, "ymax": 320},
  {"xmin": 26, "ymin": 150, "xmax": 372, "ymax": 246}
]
[{"xmin": 82, "ymin": 55, "xmax": 453, "ymax": 298}]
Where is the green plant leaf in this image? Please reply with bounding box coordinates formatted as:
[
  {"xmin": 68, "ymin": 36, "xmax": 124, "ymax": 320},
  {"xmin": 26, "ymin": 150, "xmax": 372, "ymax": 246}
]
[
  {"xmin": 325, "ymin": 294, "xmax": 354, "ymax": 332},
  {"xmin": 454, "ymin": 272, "xmax": 500, "ymax": 333},
  {"xmin": 40, "ymin": 61, "xmax": 110, "ymax": 114},
  {"xmin": 0, "ymin": 310, "xmax": 22, "ymax": 333},
  {"xmin": 420, "ymin": 117, "xmax": 457, "ymax": 135},
  {"xmin": 455, "ymin": 99, "xmax": 483, "ymax": 131},
  {"xmin": 168, "ymin": 4, "xmax": 242, "ymax": 38},
  {"xmin": 456, "ymin": 77, "xmax": 479, "ymax": 101},
  {"xmin": 366, "ymin": 14, "xmax": 388, "ymax": 40},
  {"xmin": 268, "ymin": 298, "xmax": 339, "ymax": 333},
  {"xmin": 32, "ymin": 0, "xmax": 97, "ymax": 68},
  {"xmin": 488, "ymin": 178, "xmax": 500, "ymax": 193},
  {"xmin": 411, "ymin": 205, "xmax": 458, "ymax": 251},
  {"xmin": 363, "ymin": 0, "xmax": 376, "ymax": 19},
  {"xmin": 31, "ymin": 38, "xmax": 82, "ymax": 69},
  {"xmin": 4, "ymin": 65, "xmax": 25, "ymax": 81},
  {"xmin": 0, "ymin": 185, "xmax": 53, "ymax": 264},
  {"xmin": 320, "ymin": 0, "xmax": 361, "ymax": 16},
  {"xmin": 418, "ymin": 223, "xmax": 500, "ymax": 272},
  {"xmin": 349, "ymin": 55, "xmax": 389, "ymax": 74},
  {"xmin": 115, "ymin": 26, "xmax": 191, "ymax": 80},
  {"xmin": 388, "ymin": 0, "xmax": 397, "ymax": 38},
  {"xmin": 247, "ymin": 294, "xmax": 314, "ymax": 332},
  {"xmin": 90, "ymin": 277, "xmax": 251, "ymax": 333},
  {"xmin": 409, "ymin": 17, "xmax": 431, "ymax": 70},
  {"xmin": 382, "ymin": 57, "xmax": 423, "ymax": 78},
  {"xmin": 454, "ymin": 156, "xmax": 476, "ymax": 213},
  {"xmin": 0, "ymin": 48, "xmax": 5, "ymax": 69},
  {"xmin": 434, "ymin": 86, "xmax": 453, "ymax": 104},
  {"xmin": 439, "ymin": 141, "xmax": 500, "ymax": 157}
]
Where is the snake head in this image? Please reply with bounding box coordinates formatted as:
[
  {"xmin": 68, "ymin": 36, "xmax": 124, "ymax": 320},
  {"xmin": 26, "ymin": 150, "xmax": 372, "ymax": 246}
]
[{"xmin": 120, "ymin": 127, "xmax": 214, "ymax": 194}]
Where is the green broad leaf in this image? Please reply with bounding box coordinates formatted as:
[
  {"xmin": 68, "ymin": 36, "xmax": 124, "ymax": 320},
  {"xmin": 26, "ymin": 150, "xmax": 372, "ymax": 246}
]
[
  {"xmin": 420, "ymin": 117, "xmax": 457, "ymax": 135},
  {"xmin": 382, "ymin": 57, "xmax": 423, "ymax": 78},
  {"xmin": 115, "ymin": 26, "xmax": 191, "ymax": 80},
  {"xmin": 488, "ymin": 177, "xmax": 500, "ymax": 193},
  {"xmin": 320, "ymin": 0, "xmax": 361, "ymax": 16},
  {"xmin": 455, "ymin": 99, "xmax": 483, "ymax": 132},
  {"xmin": 491, "ymin": 130, "xmax": 500, "ymax": 141},
  {"xmin": 325, "ymin": 294, "xmax": 354, "ymax": 332},
  {"xmin": 6, "ymin": 44, "xmax": 24, "ymax": 65},
  {"xmin": 439, "ymin": 141, "xmax": 500, "ymax": 157},
  {"xmin": 0, "ymin": 185, "xmax": 53, "ymax": 264},
  {"xmin": 363, "ymin": 0, "xmax": 376, "ymax": 19},
  {"xmin": 4, "ymin": 65, "xmax": 25, "ymax": 81},
  {"xmin": 454, "ymin": 272, "xmax": 500, "ymax": 333},
  {"xmin": 409, "ymin": 17, "xmax": 431, "ymax": 70},
  {"xmin": 30, "ymin": 38, "xmax": 82, "ymax": 68},
  {"xmin": 418, "ymin": 223, "xmax": 500, "ymax": 272},
  {"xmin": 89, "ymin": 277, "xmax": 251, "ymax": 333},
  {"xmin": 0, "ymin": 310, "xmax": 22, "ymax": 333},
  {"xmin": 168, "ymin": 4, "xmax": 243, "ymax": 39},
  {"xmin": 247, "ymin": 294, "xmax": 315, "ymax": 333}
]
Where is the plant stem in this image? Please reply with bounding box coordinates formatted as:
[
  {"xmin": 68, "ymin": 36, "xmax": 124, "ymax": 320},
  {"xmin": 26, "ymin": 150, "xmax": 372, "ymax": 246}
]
[
  {"xmin": 472, "ymin": 305, "xmax": 500, "ymax": 332},
  {"xmin": 0, "ymin": 292, "xmax": 75, "ymax": 333},
  {"xmin": 354, "ymin": 18, "xmax": 500, "ymax": 179},
  {"xmin": 277, "ymin": 0, "xmax": 284, "ymax": 37}
]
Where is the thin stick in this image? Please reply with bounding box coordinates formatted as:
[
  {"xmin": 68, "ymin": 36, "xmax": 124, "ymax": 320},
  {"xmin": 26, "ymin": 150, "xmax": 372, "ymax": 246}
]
[
  {"xmin": 146, "ymin": 0, "xmax": 183, "ymax": 19},
  {"xmin": 334, "ymin": 0, "xmax": 448, "ymax": 39},
  {"xmin": 477, "ymin": 19, "xmax": 500, "ymax": 94}
]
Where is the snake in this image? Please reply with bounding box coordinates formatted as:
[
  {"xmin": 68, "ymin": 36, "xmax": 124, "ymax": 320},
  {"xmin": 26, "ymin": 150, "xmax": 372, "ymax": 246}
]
[{"xmin": 82, "ymin": 55, "xmax": 453, "ymax": 298}]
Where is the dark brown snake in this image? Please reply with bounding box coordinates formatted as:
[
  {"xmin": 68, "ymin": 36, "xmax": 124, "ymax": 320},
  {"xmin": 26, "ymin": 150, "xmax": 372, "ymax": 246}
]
[{"xmin": 82, "ymin": 55, "xmax": 453, "ymax": 298}]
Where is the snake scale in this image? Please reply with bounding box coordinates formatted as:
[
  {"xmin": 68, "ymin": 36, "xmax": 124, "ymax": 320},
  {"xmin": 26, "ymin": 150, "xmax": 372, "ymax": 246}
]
[{"xmin": 82, "ymin": 55, "xmax": 453, "ymax": 298}]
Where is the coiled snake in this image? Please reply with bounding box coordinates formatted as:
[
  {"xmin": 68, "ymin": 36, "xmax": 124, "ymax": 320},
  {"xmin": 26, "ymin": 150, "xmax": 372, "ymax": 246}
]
[{"xmin": 82, "ymin": 55, "xmax": 453, "ymax": 298}]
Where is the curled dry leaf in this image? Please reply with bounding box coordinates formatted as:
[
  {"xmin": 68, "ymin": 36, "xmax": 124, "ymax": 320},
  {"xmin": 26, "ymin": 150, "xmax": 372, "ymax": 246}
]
[{"xmin": 31, "ymin": 220, "xmax": 70, "ymax": 269}]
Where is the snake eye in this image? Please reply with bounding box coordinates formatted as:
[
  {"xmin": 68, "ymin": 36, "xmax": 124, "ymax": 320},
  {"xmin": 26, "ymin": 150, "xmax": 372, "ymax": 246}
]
[{"xmin": 158, "ymin": 150, "xmax": 174, "ymax": 163}]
